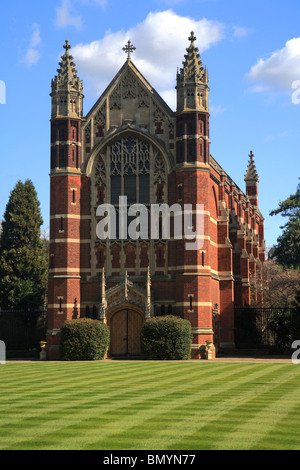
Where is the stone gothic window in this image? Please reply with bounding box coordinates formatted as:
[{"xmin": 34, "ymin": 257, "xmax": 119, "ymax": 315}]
[
  {"xmin": 186, "ymin": 88, "xmax": 195, "ymax": 108},
  {"xmin": 110, "ymin": 136, "xmax": 150, "ymax": 205},
  {"xmin": 92, "ymin": 134, "xmax": 168, "ymax": 272}
]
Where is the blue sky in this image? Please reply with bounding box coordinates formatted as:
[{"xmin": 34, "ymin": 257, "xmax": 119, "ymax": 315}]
[{"xmin": 0, "ymin": 0, "xmax": 299, "ymax": 250}]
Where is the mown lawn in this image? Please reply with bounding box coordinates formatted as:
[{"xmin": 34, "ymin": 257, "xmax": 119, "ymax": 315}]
[{"xmin": 0, "ymin": 361, "xmax": 300, "ymax": 450}]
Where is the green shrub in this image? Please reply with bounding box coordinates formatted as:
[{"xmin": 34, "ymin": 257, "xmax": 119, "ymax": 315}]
[
  {"xmin": 60, "ymin": 318, "xmax": 110, "ymax": 361},
  {"xmin": 140, "ymin": 315, "xmax": 192, "ymax": 360}
]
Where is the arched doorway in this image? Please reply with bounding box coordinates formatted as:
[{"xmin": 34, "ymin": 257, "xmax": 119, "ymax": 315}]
[{"xmin": 109, "ymin": 307, "xmax": 144, "ymax": 357}]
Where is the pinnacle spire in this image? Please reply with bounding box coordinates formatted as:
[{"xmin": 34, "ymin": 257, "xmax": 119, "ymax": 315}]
[
  {"xmin": 98, "ymin": 267, "xmax": 106, "ymax": 322},
  {"xmin": 50, "ymin": 40, "xmax": 84, "ymax": 118},
  {"xmin": 176, "ymin": 32, "xmax": 209, "ymax": 113},
  {"xmin": 244, "ymin": 151, "xmax": 259, "ymax": 183},
  {"xmin": 51, "ymin": 40, "xmax": 83, "ymax": 94},
  {"xmin": 177, "ymin": 31, "xmax": 208, "ymax": 85}
]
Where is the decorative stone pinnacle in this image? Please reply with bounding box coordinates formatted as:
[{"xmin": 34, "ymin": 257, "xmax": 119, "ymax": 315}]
[
  {"xmin": 145, "ymin": 266, "xmax": 151, "ymax": 319},
  {"xmin": 101, "ymin": 267, "xmax": 106, "ymax": 297},
  {"xmin": 51, "ymin": 39, "xmax": 84, "ymax": 119},
  {"xmin": 146, "ymin": 266, "xmax": 151, "ymax": 297},
  {"xmin": 98, "ymin": 267, "xmax": 106, "ymax": 322},
  {"xmin": 177, "ymin": 32, "xmax": 207, "ymax": 86},
  {"xmin": 245, "ymin": 150, "xmax": 259, "ymax": 183},
  {"xmin": 122, "ymin": 40, "xmax": 136, "ymax": 61},
  {"xmin": 124, "ymin": 270, "xmax": 128, "ymax": 299}
]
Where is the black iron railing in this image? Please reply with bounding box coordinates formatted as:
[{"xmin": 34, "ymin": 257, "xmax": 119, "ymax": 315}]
[
  {"xmin": 234, "ymin": 306, "xmax": 300, "ymax": 350},
  {"xmin": 0, "ymin": 309, "xmax": 47, "ymax": 351}
]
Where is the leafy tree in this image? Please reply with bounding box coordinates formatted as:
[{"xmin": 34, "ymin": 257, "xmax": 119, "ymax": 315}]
[
  {"xmin": 270, "ymin": 180, "xmax": 300, "ymax": 269},
  {"xmin": 253, "ymin": 260, "xmax": 300, "ymax": 308},
  {"xmin": 0, "ymin": 180, "xmax": 48, "ymax": 310},
  {"xmin": 248, "ymin": 261, "xmax": 300, "ymax": 351}
]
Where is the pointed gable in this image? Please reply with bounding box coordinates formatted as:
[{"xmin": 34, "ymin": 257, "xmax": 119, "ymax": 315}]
[{"xmin": 82, "ymin": 59, "xmax": 175, "ymax": 162}]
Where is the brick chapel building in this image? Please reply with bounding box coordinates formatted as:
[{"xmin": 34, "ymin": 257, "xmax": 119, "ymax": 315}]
[{"xmin": 47, "ymin": 33, "xmax": 265, "ymax": 360}]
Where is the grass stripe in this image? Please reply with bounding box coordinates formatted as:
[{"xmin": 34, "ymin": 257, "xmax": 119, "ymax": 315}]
[
  {"xmin": 0, "ymin": 363, "xmax": 240, "ymax": 446},
  {"xmin": 0, "ymin": 362, "xmax": 300, "ymax": 450},
  {"xmin": 101, "ymin": 364, "xmax": 295, "ymax": 450},
  {"xmin": 171, "ymin": 369, "xmax": 300, "ymax": 450}
]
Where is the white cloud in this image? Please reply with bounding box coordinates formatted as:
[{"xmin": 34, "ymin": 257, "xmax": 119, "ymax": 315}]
[
  {"xmin": 154, "ymin": 0, "xmax": 188, "ymax": 4},
  {"xmin": 71, "ymin": 10, "xmax": 224, "ymax": 109},
  {"xmin": 248, "ymin": 38, "xmax": 300, "ymax": 93},
  {"xmin": 55, "ymin": 0, "xmax": 82, "ymax": 30},
  {"xmin": 210, "ymin": 104, "xmax": 225, "ymax": 116},
  {"xmin": 24, "ymin": 48, "xmax": 40, "ymax": 66},
  {"xmin": 54, "ymin": 0, "xmax": 107, "ymax": 30},
  {"xmin": 78, "ymin": 0, "xmax": 107, "ymax": 6},
  {"xmin": 22, "ymin": 24, "xmax": 41, "ymax": 66},
  {"xmin": 31, "ymin": 23, "xmax": 41, "ymax": 47},
  {"xmin": 265, "ymin": 131, "xmax": 289, "ymax": 143},
  {"xmin": 233, "ymin": 26, "xmax": 251, "ymax": 38}
]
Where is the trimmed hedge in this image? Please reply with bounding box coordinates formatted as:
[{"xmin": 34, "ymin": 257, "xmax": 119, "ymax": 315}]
[
  {"xmin": 140, "ymin": 315, "xmax": 192, "ymax": 360},
  {"xmin": 60, "ymin": 318, "xmax": 110, "ymax": 361}
]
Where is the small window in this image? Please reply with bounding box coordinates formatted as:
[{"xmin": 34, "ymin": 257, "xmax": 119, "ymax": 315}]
[
  {"xmin": 92, "ymin": 306, "xmax": 97, "ymax": 319},
  {"xmin": 200, "ymin": 141, "xmax": 203, "ymax": 156},
  {"xmin": 59, "ymin": 298, "xmax": 62, "ymax": 312},
  {"xmin": 178, "ymin": 185, "xmax": 183, "ymax": 201},
  {"xmin": 60, "ymin": 217, "xmax": 64, "ymax": 231},
  {"xmin": 189, "ymin": 296, "xmax": 193, "ymax": 311},
  {"xmin": 202, "ymin": 252, "xmax": 205, "ymax": 266},
  {"xmin": 158, "ymin": 247, "xmax": 163, "ymax": 264},
  {"xmin": 72, "ymin": 190, "xmax": 76, "ymax": 204},
  {"xmin": 157, "ymin": 188, "xmax": 162, "ymax": 201}
]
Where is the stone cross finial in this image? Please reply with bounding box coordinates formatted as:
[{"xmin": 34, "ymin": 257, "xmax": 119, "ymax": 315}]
[
  {"xmin": 189, "ymin": 31, "xmax": 197, "ymax": 44},
  {"xmin": 122, "ymin": 40, "xmax": 136, "ymax": 61},
  {"xmin": 249, "ymin": 150, "xmax": 254, "ymax": 160},
  {"xmin": 63, "ymin": 39, "xmax": 71, "ymax": 52}
]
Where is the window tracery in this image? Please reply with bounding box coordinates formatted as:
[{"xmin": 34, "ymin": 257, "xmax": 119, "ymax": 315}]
[{"xmin": 93, "ymin": 134, "xmax": 168, "ymax": 272}]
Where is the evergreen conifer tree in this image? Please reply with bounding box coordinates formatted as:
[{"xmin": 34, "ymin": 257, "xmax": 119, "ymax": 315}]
[
  {"xmin": 270, "ymin": 180, "xmax": 300, "ymax": 269},
  {"xmin": 0, "ymin": 180, "xmax": 48, "ymax": 310}
]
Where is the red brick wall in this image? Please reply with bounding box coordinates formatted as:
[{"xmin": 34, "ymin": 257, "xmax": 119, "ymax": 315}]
[{"xmin": 47, "ymin": 102, "xmax": 265, "ymax": 360}]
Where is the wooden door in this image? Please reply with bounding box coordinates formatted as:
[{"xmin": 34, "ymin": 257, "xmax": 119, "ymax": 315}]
[
  {"xmin": 110, "ymin": 309, "xmax": 128, "ymax": 356},
  {"xmin": 128, "ymin": 310, "xmax": 144, "ymax": 355},
  {"xmin": 110, "ymin": 309, "xmax": 144, "ymax": 356}
]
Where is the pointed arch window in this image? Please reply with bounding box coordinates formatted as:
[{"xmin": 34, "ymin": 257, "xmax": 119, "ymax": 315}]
[
  {"xmin": 110, "ymin": 136, "xmax": 150, "ymax": 206},
  {"xmin": 94, "ymin": 134, "xmax": 167, "ymax": 242}
]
